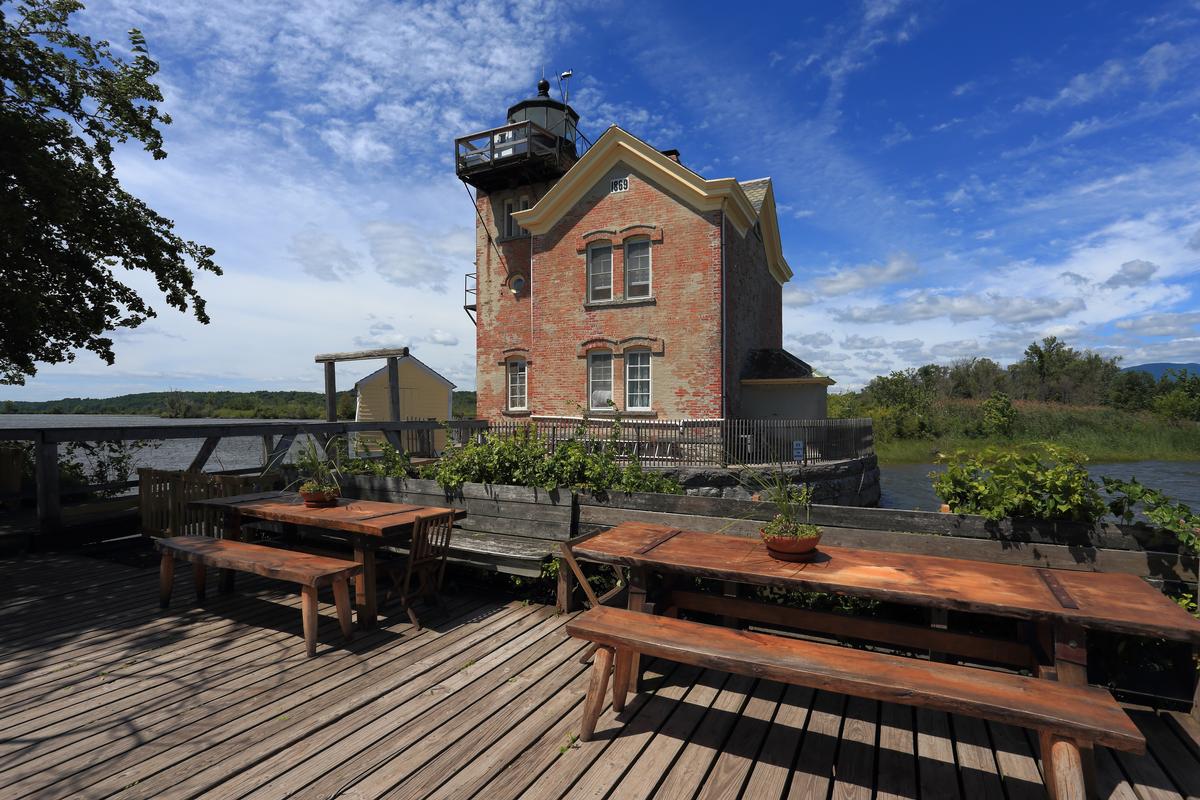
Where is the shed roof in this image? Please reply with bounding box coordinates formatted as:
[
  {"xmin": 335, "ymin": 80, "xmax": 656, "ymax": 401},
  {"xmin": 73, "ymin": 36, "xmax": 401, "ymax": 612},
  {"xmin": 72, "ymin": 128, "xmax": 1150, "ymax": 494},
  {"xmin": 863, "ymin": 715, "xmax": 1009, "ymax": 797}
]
[{"xmin": 740, "ymin": 348, "xmax": 835, "ymax": 385}]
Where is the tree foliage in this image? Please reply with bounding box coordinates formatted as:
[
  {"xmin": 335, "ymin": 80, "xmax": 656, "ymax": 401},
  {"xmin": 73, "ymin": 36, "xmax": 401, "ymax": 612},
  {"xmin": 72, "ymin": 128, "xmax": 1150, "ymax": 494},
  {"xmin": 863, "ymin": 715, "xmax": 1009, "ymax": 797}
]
[{"xmin": 0, "ymin": 0, "xmax": 220, "ymax": 384}]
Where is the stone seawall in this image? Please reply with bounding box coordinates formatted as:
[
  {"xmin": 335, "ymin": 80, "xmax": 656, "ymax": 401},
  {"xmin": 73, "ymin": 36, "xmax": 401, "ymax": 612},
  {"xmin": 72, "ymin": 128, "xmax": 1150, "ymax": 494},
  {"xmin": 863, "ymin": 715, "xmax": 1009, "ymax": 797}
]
[{"xmin": 657, "ymin": 455, "xmax": 881, "ymax": 507}]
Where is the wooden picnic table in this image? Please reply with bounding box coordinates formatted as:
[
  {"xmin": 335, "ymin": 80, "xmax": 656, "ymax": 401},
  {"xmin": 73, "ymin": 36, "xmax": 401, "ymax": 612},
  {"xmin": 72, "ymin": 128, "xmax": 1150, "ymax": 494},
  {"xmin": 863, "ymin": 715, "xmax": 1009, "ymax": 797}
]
[
  {"xmin": 566, "ymin": 521, "xmax": 1200, "ymax": 795},
  {"xmin": 190, "ymin": 491, "xmax": 464, "ymax": 629}
]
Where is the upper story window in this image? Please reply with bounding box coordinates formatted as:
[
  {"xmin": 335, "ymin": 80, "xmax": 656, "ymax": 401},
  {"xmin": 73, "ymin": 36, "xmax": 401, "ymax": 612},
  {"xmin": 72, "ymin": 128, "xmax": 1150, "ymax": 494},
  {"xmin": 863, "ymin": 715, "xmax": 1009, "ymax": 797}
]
[
  {"xmin": 588, "ymin": 351, "xmax": 613, "ymax": 410},
  {"xmin": 507, "ymin": 359, "xmax": 527, "ymax": 411},
  {"xmin": 518, "ymin": 197, "xmax": 530, "ymax": 235},
  {"xmin": 625, "ymin": 239, "xmax": 651, "ymax": 298},
  {"xmin": 625, "ymin": 350, "xmax": 651, "ymax": 410},
  {"xmin": 587, "ymin": 243, "xmax": 613, "ymax": 302},
  {"xmin": 503, "ymin": 200, "xmax": 516, "ymax": 238}
]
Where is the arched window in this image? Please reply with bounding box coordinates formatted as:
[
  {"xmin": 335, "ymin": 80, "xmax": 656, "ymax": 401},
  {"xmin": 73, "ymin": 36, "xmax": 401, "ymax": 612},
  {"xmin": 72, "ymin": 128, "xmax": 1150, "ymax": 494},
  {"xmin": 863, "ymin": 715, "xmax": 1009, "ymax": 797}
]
[
  {"xmin": 506, "ymin": 358, "xmax": 527, "ymax": 411},
  {"xmin": 625, "ymin": 350, "xmax": 651, "ymax": 410},
  {"xmin": 624, "ymin": 238, "xmax": 651, "ymax": 298},
  {"xmin": 587, "ymin": 350, "xmax": 613, "ymax": 410},
  {"xmin": 587, "ymin": 242, "xmax": 612, "ymax": 302}
]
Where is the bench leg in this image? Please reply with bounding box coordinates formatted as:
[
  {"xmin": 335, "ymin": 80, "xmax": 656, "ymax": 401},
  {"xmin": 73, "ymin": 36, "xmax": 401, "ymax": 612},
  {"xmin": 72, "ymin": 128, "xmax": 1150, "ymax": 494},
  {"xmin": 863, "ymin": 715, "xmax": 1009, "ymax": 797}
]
[
  {"xmin": 612, "ymin": 648, "xmax": 632, "ymax": 713},
  {"xmin": 159, "ymin": 554, "xmax": 175, "ymax": 609},
  {"xmin": 1047, "ymin": 737, "xmax": 1087, "ymax": 800},
  {"xmin": 193, "ymin": 563, "xmax": 207, "ymax": 602},
  {"xmin": 301, "ymin": 585, "xmax": 318, "ymax": 657},
  {"xmin": 333, "ymin": 579, "xmax": 354, "ymax": 642},
  {"xmin": 580, "ymin": 645, "xmax": 614, "ymax": 742}
]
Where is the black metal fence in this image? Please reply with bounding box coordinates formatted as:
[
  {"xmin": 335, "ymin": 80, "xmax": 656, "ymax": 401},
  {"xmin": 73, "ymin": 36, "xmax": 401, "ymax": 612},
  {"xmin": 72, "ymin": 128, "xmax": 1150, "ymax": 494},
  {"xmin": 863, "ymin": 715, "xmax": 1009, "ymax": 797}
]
[{"xmin": 467, "ymin": 417, "xmax": 874, "ymax": 467}]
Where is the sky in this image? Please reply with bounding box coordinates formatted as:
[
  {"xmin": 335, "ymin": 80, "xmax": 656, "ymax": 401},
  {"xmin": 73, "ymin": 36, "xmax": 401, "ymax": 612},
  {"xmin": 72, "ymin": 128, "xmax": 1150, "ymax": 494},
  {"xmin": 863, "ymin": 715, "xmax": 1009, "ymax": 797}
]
[{"xmin": 6, "ymin": 0, "xmax": 1200, "ymax": 400}]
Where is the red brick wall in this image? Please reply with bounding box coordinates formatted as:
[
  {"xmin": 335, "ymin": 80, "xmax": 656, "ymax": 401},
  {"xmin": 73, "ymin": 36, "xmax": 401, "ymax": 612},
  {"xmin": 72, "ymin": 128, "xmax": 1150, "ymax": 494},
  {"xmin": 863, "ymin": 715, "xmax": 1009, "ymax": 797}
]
[
  {"xmin": 476, "ymin": 164, "xmax": 725, "ymax": 420},
  {"xmin": 473, "ymin": 183, "xmax": 551, "ymax": 419},
  {"xmin": 722, "ymin": 214, "xmax": 783, "ymax": 416}
]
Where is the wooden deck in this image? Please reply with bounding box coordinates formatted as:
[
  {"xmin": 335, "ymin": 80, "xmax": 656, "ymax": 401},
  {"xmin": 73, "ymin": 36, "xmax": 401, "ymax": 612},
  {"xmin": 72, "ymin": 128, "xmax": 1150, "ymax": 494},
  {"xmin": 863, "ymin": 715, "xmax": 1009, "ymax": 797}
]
[{"xmin": 1, "ymin": 553, "xmax": 1198, "ymax": 800}]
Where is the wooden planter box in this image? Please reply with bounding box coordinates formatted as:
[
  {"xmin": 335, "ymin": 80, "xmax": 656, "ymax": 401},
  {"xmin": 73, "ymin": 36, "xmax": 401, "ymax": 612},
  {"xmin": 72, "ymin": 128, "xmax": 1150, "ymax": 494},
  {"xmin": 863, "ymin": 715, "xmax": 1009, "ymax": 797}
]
[{"xmin": 341, "ymin": 476, "xmax": 573, "ymax": 578}]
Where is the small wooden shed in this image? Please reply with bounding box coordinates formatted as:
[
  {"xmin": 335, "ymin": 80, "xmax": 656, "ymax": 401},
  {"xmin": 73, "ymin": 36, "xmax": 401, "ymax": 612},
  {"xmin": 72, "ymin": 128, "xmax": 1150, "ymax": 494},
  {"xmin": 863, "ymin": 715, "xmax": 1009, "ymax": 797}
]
[{"xmin": 354, "ymin": 353, "xmax": 455, "ymax": 451}]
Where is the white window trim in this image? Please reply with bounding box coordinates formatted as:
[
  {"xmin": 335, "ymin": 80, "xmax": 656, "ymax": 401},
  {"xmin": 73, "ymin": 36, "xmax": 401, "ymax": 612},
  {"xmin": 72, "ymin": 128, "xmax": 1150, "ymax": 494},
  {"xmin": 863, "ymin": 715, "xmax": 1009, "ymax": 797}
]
[
  {"xmin": 625, "ymin": 350, "xmax": 652, "ymax": 411},
  {"xmin": 624, "ymin": 238, "xmax": 652, "ymax": 299},
  {"xmin": 586, "ymin": 243, "xmax": 613, "ymax": 303},
  {"xmin": 587, "ymin": 350, "xmax": 614, "ymax": 411},
  {"xmin": 518, "ymin": 197, "xmax": 530, "ymax": 236},
  {"xmin": 506, "ymin": 359, "xmax": 527, "ymax": 411}
]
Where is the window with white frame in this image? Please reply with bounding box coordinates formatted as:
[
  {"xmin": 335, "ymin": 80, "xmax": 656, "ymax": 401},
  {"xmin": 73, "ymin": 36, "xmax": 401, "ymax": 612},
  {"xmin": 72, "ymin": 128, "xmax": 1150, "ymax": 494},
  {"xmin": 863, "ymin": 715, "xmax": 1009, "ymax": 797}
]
[
  {"xmin": 588, "ymin": 351, "xmax": 613, "ymax": 410},
  {"xmin": 625, "ymin": 350, "xmax": 651, "ymax": 410},
  {"xmin": 625, "ymin": 239, "xmax": 651, "ymax": 298},
  {"xmin": 587, "ymin": 243, "xmax": 612, "ymax": 302},
  {"xmin": 503, "ymin": 199, "xmax": 516, "ymax": 238},
  {"xmin": 507, "ymin": 359, "xmax": 527, "ymax": 411},
  {"xmin": 518, "ymin": 197, "xmax": 530, "ymax": 235}
]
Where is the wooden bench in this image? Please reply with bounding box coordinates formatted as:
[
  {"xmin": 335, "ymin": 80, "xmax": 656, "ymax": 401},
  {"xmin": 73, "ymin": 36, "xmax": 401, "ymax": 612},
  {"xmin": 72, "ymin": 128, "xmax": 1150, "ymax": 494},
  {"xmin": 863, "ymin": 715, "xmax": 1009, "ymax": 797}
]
[
  {"xmin": 155, "ymin": 536, "xmax": 363, "ymax": 657},
  {"xmin": 566, "ymin": 606, "xmax": 1145, "ymax": 793}
]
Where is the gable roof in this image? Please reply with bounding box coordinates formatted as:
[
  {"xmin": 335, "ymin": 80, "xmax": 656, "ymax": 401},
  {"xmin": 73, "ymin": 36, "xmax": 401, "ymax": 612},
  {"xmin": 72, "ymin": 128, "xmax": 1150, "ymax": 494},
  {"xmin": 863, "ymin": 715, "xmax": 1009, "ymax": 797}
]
[
  {"xmin": 354, "ymin": 353, "xmax": 456, "ymax": 391},
  {"xmin": 739, "ymin": 178, "xmax": 771, "ymax": 213},
  {"xmin": 512, "ymin": 126, "xmax": 793, "ymax": 284}
]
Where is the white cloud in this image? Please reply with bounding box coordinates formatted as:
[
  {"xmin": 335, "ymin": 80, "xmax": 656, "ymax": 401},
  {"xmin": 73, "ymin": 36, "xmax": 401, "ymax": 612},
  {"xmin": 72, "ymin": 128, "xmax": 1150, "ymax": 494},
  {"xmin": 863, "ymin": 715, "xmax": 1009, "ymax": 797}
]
[
  {"xmin": 1115, "ymin": 311, "xmax": 1200, "ymax": 336},
  {"xmin": 1102, "ymin": 259, "xmax": 1159, "ymax": 288},
  {"xmin": 812, "ymin": 254, "xmax": 918, "ymax": 296},
  {"xmin": 787, "ymin": 332, "xmax": 834, "ymax": 348},
  {"xmin": 287, "ymin": 227, "xmax": 362, "ymax": 281},
  {"xmin": 364, "ymin": 221, "xmax": 473, "ymax": 292},
  {"xmin": 832, "ymin": 292, "xmax": 1086, "ymax": 324},
  {"xmin": 951, "ymin": 81, "xmax": 976, "ymax": 97},
  {"xmin": 842, "ymin": 334, "xmax": 888, "ymax": 350},
  {"xmin": 1018, "ymin": 42, "xmax": 1195, "ymax": 112},
  {"xmin": 881, "ymin": 122, "xmax": 912, "ymax": 148}
]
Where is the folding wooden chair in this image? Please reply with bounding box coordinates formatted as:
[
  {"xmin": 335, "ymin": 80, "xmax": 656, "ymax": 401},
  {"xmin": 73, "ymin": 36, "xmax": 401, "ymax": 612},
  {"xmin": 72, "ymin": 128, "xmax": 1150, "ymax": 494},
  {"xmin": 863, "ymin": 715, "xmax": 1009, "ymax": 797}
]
[{"xmin": 384, "ymin": 510, "xmax": 455, "ymax": 629}]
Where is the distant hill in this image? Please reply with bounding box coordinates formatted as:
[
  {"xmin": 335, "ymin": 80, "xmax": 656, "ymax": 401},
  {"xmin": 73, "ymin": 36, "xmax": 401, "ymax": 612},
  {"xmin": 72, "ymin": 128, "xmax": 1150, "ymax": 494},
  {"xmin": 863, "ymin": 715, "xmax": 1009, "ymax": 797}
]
[
  {"xmin": 1, "ymin": 389, "xmax": 479, "ymax": 419},
  {"xmin": 1122, "ymin": 363, "xmax": 1200, "ymax": 379}
]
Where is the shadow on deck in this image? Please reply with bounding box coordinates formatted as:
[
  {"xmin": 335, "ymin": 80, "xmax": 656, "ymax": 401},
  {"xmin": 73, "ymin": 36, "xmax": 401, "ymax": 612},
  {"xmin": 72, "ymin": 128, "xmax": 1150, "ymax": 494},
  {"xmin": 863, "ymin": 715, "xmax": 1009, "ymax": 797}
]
[{"xmin": 0, "ymin": 552, "xmax": 1197, "ymax": 799}]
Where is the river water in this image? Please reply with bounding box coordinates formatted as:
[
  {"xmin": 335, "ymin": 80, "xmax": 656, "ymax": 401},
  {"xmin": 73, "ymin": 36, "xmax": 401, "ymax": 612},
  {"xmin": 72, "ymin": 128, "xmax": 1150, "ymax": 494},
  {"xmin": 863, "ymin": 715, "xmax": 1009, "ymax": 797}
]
[
  {"xmin": 0, "ymin": 414, "xmax": 303, "ymax": 475},
  {"xmin": 3, "ymin": 414, "xmax": 1197, "ymax": 511}
]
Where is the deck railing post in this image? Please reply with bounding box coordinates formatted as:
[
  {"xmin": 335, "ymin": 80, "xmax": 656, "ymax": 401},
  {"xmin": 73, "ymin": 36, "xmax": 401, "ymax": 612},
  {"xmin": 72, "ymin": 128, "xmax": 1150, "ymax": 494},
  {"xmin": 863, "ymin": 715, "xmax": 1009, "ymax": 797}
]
[
  {"xmin": 34, "ymin": 433, "xmax": 61, "ymax": 537},
  {"xmin": 323, "ymin": 362, "xmax": 337, "ymax": 423}
]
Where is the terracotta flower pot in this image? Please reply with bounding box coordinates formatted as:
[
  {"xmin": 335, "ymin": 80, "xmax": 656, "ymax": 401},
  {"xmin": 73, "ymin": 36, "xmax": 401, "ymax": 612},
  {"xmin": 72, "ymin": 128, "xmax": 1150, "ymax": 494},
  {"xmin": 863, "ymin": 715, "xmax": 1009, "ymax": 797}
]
[
  {"xmin": 762, "ymin": 532, "xmax": 822, "ymax": 562},
  {"xmin": 300, "ymin": 489, "xmax": 339, "ymax": 508}
]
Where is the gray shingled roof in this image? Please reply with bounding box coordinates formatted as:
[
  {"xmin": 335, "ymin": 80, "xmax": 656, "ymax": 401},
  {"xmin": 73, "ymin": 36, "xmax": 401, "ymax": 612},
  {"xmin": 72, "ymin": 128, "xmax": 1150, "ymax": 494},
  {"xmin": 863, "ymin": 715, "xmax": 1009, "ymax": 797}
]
[{"xmin": 739, "ymin": 178, "xmax": 771, "ymax": 213}]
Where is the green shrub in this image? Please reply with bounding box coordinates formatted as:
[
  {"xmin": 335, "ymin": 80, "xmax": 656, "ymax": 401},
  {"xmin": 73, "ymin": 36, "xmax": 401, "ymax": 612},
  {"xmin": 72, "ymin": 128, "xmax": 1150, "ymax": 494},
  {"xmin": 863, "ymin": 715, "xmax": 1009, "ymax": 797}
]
[
  {"xmin": 1103, "ymin": 476, "xmax": 1200, "ymax": 554},
  {"xmin": 420, "ymin": 421, "xmax": 682, "ymax": 495},
  {"xmin": 931, "ymin": 442, "xmax": 1106, "ymax": 522},
  {"xmin": 981, "ymin": 392, "xmax": 1016, "ymax": 438}
]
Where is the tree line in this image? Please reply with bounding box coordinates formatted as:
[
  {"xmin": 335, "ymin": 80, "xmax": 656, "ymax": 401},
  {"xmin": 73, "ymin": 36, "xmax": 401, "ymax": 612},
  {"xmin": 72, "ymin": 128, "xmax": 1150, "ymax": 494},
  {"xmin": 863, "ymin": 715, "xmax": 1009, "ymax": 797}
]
[{"xmin": 843, "ymin": 337, "xmax": 1199, "ymax": 421}]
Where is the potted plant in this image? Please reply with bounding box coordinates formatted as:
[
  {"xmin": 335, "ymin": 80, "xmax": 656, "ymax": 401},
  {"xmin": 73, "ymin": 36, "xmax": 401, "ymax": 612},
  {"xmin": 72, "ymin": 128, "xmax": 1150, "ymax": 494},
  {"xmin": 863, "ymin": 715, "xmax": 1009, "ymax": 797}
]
[
  {"xmin": 293, "ymin": 438, "xmax": 341, "ymax": 508},
  {"xmin": 749, "ymin": 468, "xmax": 822, "ymax": 562}
]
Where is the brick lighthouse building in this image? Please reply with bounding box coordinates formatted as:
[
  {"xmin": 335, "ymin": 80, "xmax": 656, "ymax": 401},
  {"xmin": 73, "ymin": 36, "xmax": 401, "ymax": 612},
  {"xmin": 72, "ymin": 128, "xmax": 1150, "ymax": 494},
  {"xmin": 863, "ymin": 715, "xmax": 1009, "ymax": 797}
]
[{"xmin": 455, "ymin": 81, "xmax": 832, "ymax": 423}]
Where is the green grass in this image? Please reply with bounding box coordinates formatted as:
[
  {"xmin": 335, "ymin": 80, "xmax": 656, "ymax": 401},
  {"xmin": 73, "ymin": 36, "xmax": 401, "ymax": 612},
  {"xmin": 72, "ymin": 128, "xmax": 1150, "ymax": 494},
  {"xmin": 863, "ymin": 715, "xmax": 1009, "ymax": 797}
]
[{"xmin": 870, "ymin": 401, "xmax": 1200, "ymax": 465}]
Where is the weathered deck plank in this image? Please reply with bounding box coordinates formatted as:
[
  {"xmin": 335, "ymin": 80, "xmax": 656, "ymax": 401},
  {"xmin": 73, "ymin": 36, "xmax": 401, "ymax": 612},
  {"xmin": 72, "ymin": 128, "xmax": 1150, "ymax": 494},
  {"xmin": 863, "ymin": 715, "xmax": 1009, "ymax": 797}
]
[{"xmin": 0, "ymin": 553, "xmax": 1192, "ymax": 800}]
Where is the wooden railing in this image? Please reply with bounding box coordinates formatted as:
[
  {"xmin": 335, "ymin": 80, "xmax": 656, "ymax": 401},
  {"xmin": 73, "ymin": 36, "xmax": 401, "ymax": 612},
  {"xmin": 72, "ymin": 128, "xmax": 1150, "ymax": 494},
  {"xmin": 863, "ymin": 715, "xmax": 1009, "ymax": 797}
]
[
  {"xmin": 481, "ymin": 417, "xmax": 874, "ymax": 467},
  {"xmin": 0, "ymin": 419, "xmax": 488, "ymax": 535},
  {"xmin": 454, "ymin": 120, "xmax": 574, "ymax": 176}
]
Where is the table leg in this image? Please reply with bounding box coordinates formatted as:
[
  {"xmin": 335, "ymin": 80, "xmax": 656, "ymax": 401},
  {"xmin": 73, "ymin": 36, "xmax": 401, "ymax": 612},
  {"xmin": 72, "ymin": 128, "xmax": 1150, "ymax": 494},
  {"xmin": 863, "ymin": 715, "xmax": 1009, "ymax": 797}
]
[
  {"xmin": 1038, "ymin": 622, "xmax": 1096, "ymax": 800},
  {"xmin": 626, "ymin": 567, "xmax": 648, "ymax": 694},
  {"xmin": 219, "ymin": 510, "xmax": 241, "ymax": 593},
  {"xmin": 354, "ymin": 546, "xmax": 377, "ymax": 629}
]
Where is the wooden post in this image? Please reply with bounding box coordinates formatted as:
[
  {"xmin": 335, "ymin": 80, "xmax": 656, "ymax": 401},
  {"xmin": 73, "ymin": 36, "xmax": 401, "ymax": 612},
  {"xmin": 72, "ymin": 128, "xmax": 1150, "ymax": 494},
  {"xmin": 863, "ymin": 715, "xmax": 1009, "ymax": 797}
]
[
  {"xmin": 324, "ymin": 362, "xmax": 337, "ymax": 422},
  {"xmin": 187, "ymin": 437, "xmax": 221, "ymax": 473},
  {"xmin": 387, "ymin": 356, "xmax": 401, "ymax": 422},
  {"xmin": 34, "ymin": 435, "xmax": 60, "ymax": 537},
  {"xmin": 557, "ymin": 557, "xmax": 576, "ymax": 614}
]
